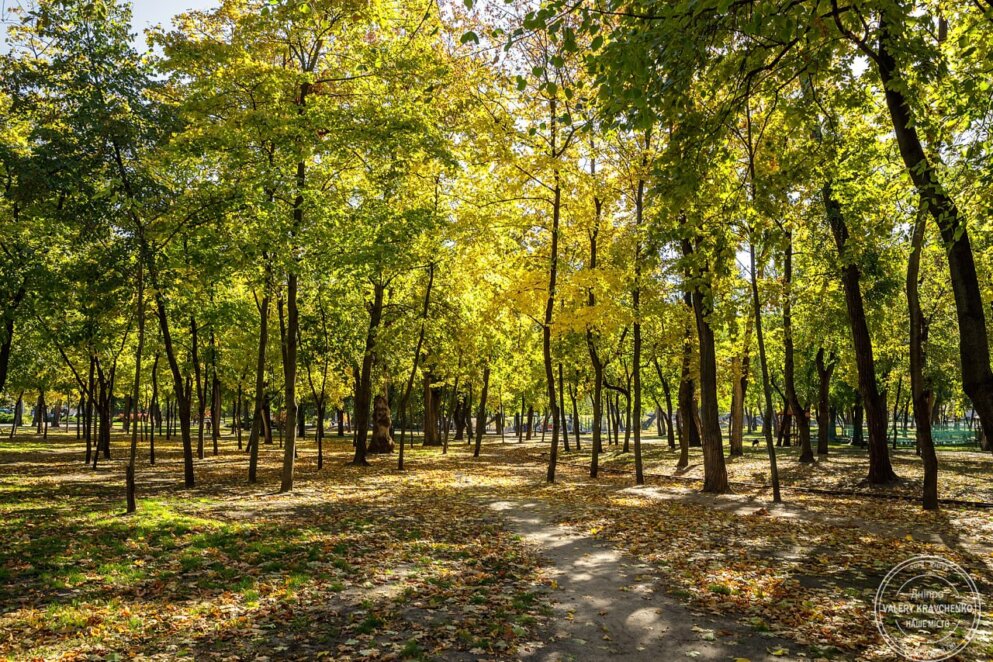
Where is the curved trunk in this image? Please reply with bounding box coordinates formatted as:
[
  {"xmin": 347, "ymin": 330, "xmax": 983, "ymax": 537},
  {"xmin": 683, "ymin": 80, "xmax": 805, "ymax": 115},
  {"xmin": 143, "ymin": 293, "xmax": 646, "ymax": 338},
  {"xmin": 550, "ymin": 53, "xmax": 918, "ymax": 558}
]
[
  {"xmin": 875, "ymin": 14, "xmax": 993, "ymax": 443},
  {"xmin": 824, "ymin": 183, "xmax": 896, "ymax": 484}
]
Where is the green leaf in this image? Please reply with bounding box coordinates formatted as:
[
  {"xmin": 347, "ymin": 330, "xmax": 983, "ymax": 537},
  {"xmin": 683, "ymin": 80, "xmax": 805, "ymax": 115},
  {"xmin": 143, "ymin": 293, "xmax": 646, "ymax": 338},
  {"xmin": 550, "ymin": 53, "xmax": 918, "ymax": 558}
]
[{"xmin": 460, "ymin": 31, "xmax": 479, "ymax": 45}]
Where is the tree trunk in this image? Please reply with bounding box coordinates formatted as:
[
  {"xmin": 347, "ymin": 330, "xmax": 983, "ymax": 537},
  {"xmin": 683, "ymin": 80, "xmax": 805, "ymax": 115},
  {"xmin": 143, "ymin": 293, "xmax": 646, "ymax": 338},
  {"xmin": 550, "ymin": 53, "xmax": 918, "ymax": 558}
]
[
  {"xmin": 682, "ymin": 237, "xmax": 729, "ymax": 494},
  {"xmin": 632, "ymin": 154, "xmax": 647, "ymax": 483},
  {"xmin": 150, "ymin": 354, "xmax": 159, "ymax": 464},
  {"xmin": 824, "ymin": 183, "xmax": 897, "ymax": 484},
  {"xmin": 315, "ymin": 400, "xmax": 324, "ymax": 469},
  {"xmin": 891, "ymin": 376, "xmax": 903, "ymax": 450},
  {"xmin": 815, "ymin": 348, "xmax": 835, "ymax": 455},
  {"xmin": 210, "ymin": 333, "xmax": 220, "ymax": 456},
  {"xmin": 191, "ymin": 317, "xmax": 205, "ymax": 460},
  {"xmin": 676, "ymin": 309, "xmax": 693, "ymax": 469},
  {"xmin": 474, "ymin": 366, "xmax": 490, "ymax": 457},
  {"xmin": 248, "ymin": 276, "xmax": 270, "ymax": 484},
  {"xmin": 0, "ymin": 286, "xmax": 25, "ymax": 395},
  {"xmin": 352, "ymin": 282, "xmax": 384, "ymax": 466},
  {"xmin": 35, "ymin": 391, "xmax": 45, "ymax": 435},
  {"xmin": 749, "ymin": 241, "xmax": 781, "ymax": 501},
  {"xmin": 783, "ymin": 231, "xmax": 814, "ymax": 463},
  {"xmin": 121, "ymin": 394, "xmax": 131, "ymax": 434},
  {"xmin": 368, "ymin": 394, "xmax": 394, "ymax": 453},
  {"xmin": 569, "ymin": 382, "xmax": 581, "ymax": 450},
  {"xmin": 558, "ymin": 362, "xmax": 569, "ymax": 452},
  {"xmin": 399, "ymin": 264, "xmax": 434, "ymax": 467},
  {"xmin": 852, "ymin": 398, "xmax": 865, "ymax": 446},
  {"xmin": 874, "ymin": 14, "xmax": 993, "ymax": 443},
  {"xmin": 729, "ymin": 315, "xmax": 753, "ymax": 458},
  {"xmin": 907, "ymin": 202, "xmax": 938, "ymax": 509},
  {"xmin": 127, "ymin": 264, "xmax": 145, "ymax": 513},
  {"xmin": 656, "ymin": 366, "xmax": 676, "ymax": 451},
  {"xmin": 278, "ymin": 264, "xmax": 300, "ymax": 491},
  {"xmin": 423, "ymin": 373, "xmax": 442, "ymax": 446},
  {"xmin": 544, "ymin": 98, "xmax": 561, "ymax": 483}
]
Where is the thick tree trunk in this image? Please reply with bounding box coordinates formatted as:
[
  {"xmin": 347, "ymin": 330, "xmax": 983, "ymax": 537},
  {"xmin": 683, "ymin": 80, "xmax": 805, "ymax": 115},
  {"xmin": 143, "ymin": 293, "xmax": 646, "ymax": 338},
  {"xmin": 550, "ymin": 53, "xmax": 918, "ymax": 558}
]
[
  {"xmin": 682, "ymin": 238, "xmax": 730, "ymax": 494},
  {"xmin": 0, "ymin": 286, "xmax": 25, "ymax": 395},
  {"xmin": 874, "ymin": 14, "xmax": 993, "ymax": 443},
  {"xmin": 368, "ymin": 394, "xmax": 394, "ymax": 453},
  {"xmin": 824, "ymin": 183, "xmax": 897, "ymax": 484}
]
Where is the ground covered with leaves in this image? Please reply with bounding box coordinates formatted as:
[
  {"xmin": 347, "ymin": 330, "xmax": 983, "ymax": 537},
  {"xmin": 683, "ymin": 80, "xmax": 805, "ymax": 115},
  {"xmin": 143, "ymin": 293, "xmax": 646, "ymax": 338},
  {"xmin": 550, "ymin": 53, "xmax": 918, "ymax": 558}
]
[
  {"xmin": 0, "ymin": 435, "xmax": 549, "ymax": 661},
  {"xmin": 2, "ymin": 431, "xmax": 992, "ymax": 660}
]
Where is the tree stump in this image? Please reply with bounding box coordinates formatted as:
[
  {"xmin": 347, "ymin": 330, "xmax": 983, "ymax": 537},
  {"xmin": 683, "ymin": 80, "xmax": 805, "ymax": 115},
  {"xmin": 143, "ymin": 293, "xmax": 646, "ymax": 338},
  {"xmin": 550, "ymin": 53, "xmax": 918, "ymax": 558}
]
[{"xmin": 368, "ymin": 394, "xmax": 394, "ymax": 453}]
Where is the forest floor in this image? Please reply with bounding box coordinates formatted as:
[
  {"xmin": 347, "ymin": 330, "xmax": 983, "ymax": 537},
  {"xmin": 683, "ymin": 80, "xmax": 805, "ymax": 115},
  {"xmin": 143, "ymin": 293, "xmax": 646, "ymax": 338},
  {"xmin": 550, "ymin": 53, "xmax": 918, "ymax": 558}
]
[{"xmin": 1, "ymin": 430, "xmax": 992, "ymax": 660}]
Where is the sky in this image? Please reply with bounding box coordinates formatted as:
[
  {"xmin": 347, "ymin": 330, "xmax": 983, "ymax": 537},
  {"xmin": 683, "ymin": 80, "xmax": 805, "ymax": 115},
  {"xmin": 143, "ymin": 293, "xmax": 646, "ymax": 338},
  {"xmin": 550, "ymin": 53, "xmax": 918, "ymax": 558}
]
[
  {"xmin": 1, "ymin": 0, "xmax": 219, "ymax": 52},
  {"xmin": 130, "ymin": 0, "xmax": 219, "ymax": 51}
]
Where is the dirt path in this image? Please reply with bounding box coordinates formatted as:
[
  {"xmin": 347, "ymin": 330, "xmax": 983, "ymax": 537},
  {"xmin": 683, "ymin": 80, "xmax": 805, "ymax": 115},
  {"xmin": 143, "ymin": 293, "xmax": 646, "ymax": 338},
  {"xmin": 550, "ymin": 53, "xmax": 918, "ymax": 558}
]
[{"xmin": 489, "ymin": 499, "xmax": 802, "ymax": 661}]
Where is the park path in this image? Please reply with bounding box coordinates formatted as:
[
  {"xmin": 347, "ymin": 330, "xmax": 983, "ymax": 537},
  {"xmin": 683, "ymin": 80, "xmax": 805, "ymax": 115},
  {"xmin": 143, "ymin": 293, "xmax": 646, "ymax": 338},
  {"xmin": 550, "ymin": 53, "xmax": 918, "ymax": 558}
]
[{"xmin": 489, "ymin": 499, "xmax": 800, "ymax": 661}]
